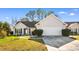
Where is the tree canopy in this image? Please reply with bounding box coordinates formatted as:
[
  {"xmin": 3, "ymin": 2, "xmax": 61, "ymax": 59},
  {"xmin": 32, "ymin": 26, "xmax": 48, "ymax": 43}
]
[
  {"xmin": 0, "ymin": 22, "xmax": 11, "ymax": 36},
  {"xmin": 25, "ymin": 9, "xmax": 54, "ymax": 21}
]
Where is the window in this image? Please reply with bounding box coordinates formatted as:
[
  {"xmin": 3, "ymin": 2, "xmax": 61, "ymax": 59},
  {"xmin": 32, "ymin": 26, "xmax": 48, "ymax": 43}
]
[{"xmin": 15, "ymin": 28, "xmax": 22, "ymax": 35}]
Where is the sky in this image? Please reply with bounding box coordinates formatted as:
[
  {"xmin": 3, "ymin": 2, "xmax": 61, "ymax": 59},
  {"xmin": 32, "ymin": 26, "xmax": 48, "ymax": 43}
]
[{"xmin": 0, "ymin": 8, "xmax": 79, "ymax": 24}]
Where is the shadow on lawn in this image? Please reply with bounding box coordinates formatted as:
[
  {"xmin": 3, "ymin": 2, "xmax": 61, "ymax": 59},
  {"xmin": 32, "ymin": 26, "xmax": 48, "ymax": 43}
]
[{"xmin": 29, "ymin": 38, "xmax": 45, "ymax": 44}]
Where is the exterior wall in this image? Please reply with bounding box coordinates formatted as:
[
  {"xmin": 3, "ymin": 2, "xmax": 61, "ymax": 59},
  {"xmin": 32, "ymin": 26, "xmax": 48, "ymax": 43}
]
[
  {"xmin": 30, "ymin": 28, "xmax": 36, "ymax": 32},
  {"xmin": 14, "ymin": 22, "xmax": 29, "ymax": 35},
  {"xmin": 35, "ymin": 14, "xmax": 65, "ymax": 29},
  {"xmin": 30, "ymin": 27, "xmax": 36, "ymax": 35},
  {"xmin": 15, "ymin": 22, "xmax": 27, "ymax": 29},
  {"xmin": 68, "ymin": 23, "xmax": 79, "ymax": 34},
  {"xmin": 77, "ymin": 29, "xmax": 79, "ymax": 34},
  {"xmin": 35, "ymin": 14, "xmax": 66, "ymax": 36},
  {"xmin": 69, "ymin": 28, "xmax": 79, "ymax": 34}
]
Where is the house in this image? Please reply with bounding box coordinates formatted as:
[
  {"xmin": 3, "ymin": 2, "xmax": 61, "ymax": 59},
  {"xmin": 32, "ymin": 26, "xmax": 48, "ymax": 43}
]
[
  {"xmin": 14, "ymin": 20, "xmax": 37, "ymax": 35},
  {"xmin": 14, "ymin": 14, "xmax": 79, "ymax": 36},
  {"xmin": 35, "ymin": 14, "xmax": 66, "ymax": 36},
  {"xmin": 66, "ymin": 22, "xmax": 79, "ymax": 34}
]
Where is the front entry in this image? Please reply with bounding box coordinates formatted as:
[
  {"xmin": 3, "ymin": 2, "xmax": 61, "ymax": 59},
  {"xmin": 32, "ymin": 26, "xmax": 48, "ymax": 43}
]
[{"xmin": 15, "ymin": 28, "xmax": 31, "ymax": 36}]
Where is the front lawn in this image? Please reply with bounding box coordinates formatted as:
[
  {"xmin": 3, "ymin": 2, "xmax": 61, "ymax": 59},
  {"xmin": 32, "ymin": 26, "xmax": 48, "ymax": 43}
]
[{"xmin": 0, "ymin": 36, "xmax": 47, "ymax": 51}]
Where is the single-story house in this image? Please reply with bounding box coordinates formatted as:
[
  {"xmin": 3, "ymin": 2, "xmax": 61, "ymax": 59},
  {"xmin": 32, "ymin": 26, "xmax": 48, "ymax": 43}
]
[
  {"xmin": 35, "ymin": 14, "xmax": 66, "ymax": 36},
  {"xmin": 66, "ymin": 22, "xmax": 79, "ymax": 34},
  {"xmin": 12, "ymin": 14, "xmax": 79, "ymax": 36},
  {"xmin": 13, "ymin": 14, "xmax": 67, "ymax": 36},
  {"xmin": 14, "ymin": 21, "xmax": 37, "ymax": 35}
]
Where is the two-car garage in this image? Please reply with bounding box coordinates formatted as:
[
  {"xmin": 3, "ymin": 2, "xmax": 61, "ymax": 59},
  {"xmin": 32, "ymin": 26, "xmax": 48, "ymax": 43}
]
[
  {"xmin": 35, "ymin": 14, "xmax": 66, "ymax": 36},
  {"xmin": 40, "ymin": 27, "xmax": 63, "ymax": 36}
]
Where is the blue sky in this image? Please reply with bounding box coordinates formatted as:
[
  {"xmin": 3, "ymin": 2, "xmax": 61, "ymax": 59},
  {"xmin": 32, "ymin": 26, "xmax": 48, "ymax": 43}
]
[{"xmin": 0, "ymin": 8, "xmax": 79, "ymax": 24}]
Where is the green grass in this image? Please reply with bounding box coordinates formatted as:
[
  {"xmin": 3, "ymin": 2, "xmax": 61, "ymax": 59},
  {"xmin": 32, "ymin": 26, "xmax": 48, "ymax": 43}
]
[{"xmin": 0, "ymin": 36, "xmax": 47, "ymax": 51}]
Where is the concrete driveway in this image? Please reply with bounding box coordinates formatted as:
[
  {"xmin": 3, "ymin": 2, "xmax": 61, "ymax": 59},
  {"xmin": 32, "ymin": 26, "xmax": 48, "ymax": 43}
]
[
  {"xmin": 42, "ymin": 36, "xmax": 79, "ymax": 51},
  {"xmin": 43, "ymin": 36, "xmax": 74, "ymax": 48}
]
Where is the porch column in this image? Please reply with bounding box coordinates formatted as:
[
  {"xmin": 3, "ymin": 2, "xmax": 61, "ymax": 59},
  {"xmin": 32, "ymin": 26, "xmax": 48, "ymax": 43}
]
[
  {"xmin": 28, "ymin": 28, "xmax": 32, "ymax": 35},
  {"xmin": 13, "ymin": 29, "xmax": 15, "ymax": 35},
  {"xmin": 22, "ymin": 28, "xmax": 24, "ymax": 35},
  {"xmin": 77, "ymin": 28, "xmax": 79, "ymax": 34},
  {"xmin": 14, "ymin": 28, "xmax": 16, "ymax": 35}
]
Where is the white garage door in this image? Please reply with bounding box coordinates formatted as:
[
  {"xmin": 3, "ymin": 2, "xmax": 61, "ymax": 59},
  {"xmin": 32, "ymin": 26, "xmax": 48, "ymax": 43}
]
[{"xmin": 42, "ymin": 27, "xmax": 62, "ymax": 36}]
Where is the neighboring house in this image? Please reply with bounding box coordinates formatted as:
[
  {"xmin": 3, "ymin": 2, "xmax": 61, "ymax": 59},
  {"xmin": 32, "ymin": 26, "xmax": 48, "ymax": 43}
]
[
  {"xmin": 66, "ymin": 22, "xmax": 79, "ymax": 34},
  {"xmin": 14, "ymin": 21, "xmax": 37, "ymax": 35},
  {"xmin": 35, "ymin": 14, "xmax": 66, "ymax": 36}
]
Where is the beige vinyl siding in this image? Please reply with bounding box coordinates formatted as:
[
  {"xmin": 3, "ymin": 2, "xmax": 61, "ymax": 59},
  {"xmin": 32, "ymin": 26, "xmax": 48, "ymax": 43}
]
[{"xmin": 35, "ymin": 14, "xmax": 66, "ymax": 36}]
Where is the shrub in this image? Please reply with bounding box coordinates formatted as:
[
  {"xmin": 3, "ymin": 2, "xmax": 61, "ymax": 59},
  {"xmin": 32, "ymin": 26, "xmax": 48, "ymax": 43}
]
[
  {"xmin": 10, "ymin": 31, "xmax": 13, "ymax": 35},
  {"xmin": 0, "ymin": 30, "xmax": 7, "ymax": 38},
  {"xmin": 70, "ymin": 31, "xmax": 78, "ymax": 35},
  {"xmin": 62, "ymin": 29, "xmax": 71, "ymax": 36},
  {"xmin": 32, "ymin": 29, "xmax": 43, "ymax": 36}
]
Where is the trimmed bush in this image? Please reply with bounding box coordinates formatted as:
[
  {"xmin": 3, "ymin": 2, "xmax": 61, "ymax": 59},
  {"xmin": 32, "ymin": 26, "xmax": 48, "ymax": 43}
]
[
  {"xmin": 32, "ymin": 29, "xmax": 43, "ymax": 36},
  {"xmin": 62, "ymin": 29, "xmax": 71, "ymax": 36}
]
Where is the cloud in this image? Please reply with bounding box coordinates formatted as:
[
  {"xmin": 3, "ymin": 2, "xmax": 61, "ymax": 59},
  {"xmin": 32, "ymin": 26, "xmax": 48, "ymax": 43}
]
[
  {"xmin": 73, "ymin": 9, "xmax": 78, "ymax": 11},
  {"xmin": 5, "ymin": 17, "xmax": 9, "ymax": 19},
  {"xmin": 58, "ymin": 11, "xmax": 67, "ymax": 14},
  {"xmin": 69, "ymin": 13, "xmax": 75, "ymax": 16}
]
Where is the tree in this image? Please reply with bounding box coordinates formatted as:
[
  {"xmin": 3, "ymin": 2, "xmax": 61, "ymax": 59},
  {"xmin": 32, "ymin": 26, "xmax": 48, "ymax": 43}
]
[
  {"xmin": 3, "ymin": 22, "xmax": 11, "ymax": 35},
  {"xmin": 0, "ymin": 30, "xmax": 7, "ymax": 38},
  {"xmin": 26, "ymin": 10, "xmax": 35, "ymax": 21},
  {"xmin": 36, "ymin": 9, "xmax": 46, "ymax": 20},
  {"xmin": 0, "ymin": 22, "xmax": 11, "ymax": 36},
  {"xmin": 36, "ymin": 9, "xmax": 42, "ymax": 20},
  {"xmin": 20, "ymin": 17, "xmax": 29, "ymax": 21},
  {"xmin": 0, "ymin": 22, "xmax": 3, "ymax": 29},
  {"xmin": 11, "ymin": 18, "xmax": 18, "ymax": 26},
  {"xmin": 25, "ymin": 9, "xmax": 55, "ymax": 21},
  {"xmin": 47, "ymin": 11, "xmax": 53, "ymax": 16}
]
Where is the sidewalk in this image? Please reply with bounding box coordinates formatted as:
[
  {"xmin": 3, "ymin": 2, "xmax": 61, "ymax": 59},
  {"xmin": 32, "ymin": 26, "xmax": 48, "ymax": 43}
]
[
  {"xmin": 45, "ymin": 45, "xmax": 59, "ymax": 51},
  {"xmin": 59, "ymin": 40, "xmax": 79, "ymax": 51}
]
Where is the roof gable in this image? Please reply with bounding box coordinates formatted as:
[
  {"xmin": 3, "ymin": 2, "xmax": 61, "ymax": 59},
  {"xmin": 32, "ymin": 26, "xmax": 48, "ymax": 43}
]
[
  {"xmin": 16, "ymin": 21, "xmax": 38, "ymax": 27},
  {"xmin": 35, "ymin": 14, "xmax": 65, "ymax": 27},
  {"xmin": 15, "ymin": 22, "xmax": 28, "ymax": 29},
  {"xmin": 68, "ymin": 23, "xmax": 79, "ymax": 29}
]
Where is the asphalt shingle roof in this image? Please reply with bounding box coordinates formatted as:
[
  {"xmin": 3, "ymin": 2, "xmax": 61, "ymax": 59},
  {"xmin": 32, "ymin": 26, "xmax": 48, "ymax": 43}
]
[{"xmin": 16, "ymin": 21, "xmax": 38, "ymax": 27}]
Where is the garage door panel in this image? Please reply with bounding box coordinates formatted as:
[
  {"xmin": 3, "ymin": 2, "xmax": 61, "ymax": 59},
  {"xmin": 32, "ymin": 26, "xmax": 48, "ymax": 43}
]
[{"xmin": 42, "ymin": 27, "xmax": 62, "ymax": 36}]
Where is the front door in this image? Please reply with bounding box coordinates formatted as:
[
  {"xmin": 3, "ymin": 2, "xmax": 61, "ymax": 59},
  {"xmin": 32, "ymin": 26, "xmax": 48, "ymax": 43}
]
[{"xmin": 24, "ymin": 28, "xmax": 29, "ymax": 35}]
